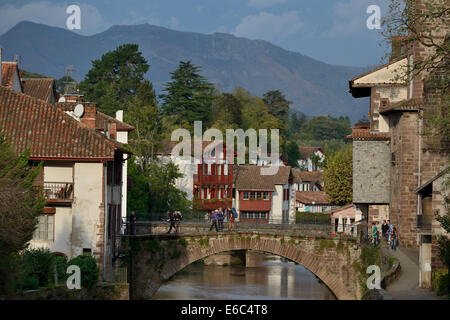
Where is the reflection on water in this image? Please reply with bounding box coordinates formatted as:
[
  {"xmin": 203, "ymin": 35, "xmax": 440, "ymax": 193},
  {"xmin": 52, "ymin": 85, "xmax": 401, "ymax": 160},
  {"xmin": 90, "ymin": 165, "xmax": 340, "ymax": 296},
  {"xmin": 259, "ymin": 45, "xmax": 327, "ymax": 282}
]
[{"xmin": 153, "ymin": 254, "xmax": 336, "ymax": 300}]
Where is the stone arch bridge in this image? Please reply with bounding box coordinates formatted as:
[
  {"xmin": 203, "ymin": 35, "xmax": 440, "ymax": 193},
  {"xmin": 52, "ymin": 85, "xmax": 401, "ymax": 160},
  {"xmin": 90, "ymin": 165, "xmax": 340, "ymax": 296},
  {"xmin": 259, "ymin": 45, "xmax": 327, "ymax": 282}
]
[{"xmin": 126, "ymin": 230, "xmax": 363, "ymax": 300}]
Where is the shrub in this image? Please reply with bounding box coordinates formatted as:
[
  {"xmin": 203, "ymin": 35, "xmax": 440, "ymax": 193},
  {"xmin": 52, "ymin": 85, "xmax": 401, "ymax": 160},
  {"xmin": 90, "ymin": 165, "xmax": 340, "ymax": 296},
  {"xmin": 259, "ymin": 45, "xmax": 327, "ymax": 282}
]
[
  {"xmin": 21, "ymin": 248, "xmax": 55, "ymax": 290},
  {"xmin": 54, "ymin": 255, "xmax": 69, "ymax": 284},
  {"xmin": 68, "ymin": 254, "xmax": 99, "ymax": 288},
  {"xmin": 296, "ymin": 211, "xmax": 331, "ymax": 224},
  {"xmin": 432, "ymin": 269, "xmax": 449, "ymax": 296}
]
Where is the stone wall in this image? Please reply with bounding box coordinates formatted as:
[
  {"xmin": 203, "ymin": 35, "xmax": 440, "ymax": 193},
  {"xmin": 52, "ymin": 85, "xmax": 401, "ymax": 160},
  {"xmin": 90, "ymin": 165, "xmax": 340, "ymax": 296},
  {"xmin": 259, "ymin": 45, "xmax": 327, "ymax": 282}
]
[{"xmin": 353, "ymin": 140, "xmax": 391, "ymax": 204}]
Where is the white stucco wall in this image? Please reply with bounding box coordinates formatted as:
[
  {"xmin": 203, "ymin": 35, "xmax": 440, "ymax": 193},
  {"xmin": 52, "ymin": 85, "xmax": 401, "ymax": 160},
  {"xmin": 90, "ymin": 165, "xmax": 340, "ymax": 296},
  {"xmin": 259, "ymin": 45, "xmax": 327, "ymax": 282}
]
[
  {"xmin": 270, "ymin": 185, "xmax": 283, "ymax": 224},
  {"xmin": 71, "ymin": 162, "xmax": 103, "ymax": 257},
  {"xmin": 116, "ymin": 130, "xmax": 128, "ymax": 219},
  {"xmin": 29, "ymin": 207, "xmax": 72, "ymax": 256},
  {"xmin": 43, "ymin": 163, "xmax": 73, "ymax": 182},
  {"xmin": 354, "ymin": 58, "xmax": 407, "ymax": 85}
]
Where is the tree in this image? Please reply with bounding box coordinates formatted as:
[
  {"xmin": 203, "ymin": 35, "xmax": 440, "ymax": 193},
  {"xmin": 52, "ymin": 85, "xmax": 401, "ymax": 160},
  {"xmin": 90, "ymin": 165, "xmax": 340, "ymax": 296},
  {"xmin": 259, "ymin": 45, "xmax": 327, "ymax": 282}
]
[
  {"xmin": 125, "ymin": 80, "xmax": 191, "ymax": 216},
  {"xmin": 287, "ymin": 111, "xmax": 307, "ymax": 139},
  {"xmin": 323, "ymin": 146, "xmax": 353, "ymax": 206},
  {"xmin": 211, "ymin": 93, "xmax": 243, "ymax": 129},
  {"xmin": 263, "ymin": 90, "xmax": 291, "ymax": 127},
  {"xmin": 285, "ymin": 141, "xmax": 301, "ymax": 168},
  {"xmin": 0, "ymin": 133, "xmax": 44, "ymax": 295},
  {"xmin": 160, "ymin": 61, "xmax": 215, "ymax": 131},
  {"xmin": 298, "ymin": 116, "xmax": 351, "ymax": 141},
  {"xmin": 79, "ymin": 44, "xmax": 149, "ymax": 116}
]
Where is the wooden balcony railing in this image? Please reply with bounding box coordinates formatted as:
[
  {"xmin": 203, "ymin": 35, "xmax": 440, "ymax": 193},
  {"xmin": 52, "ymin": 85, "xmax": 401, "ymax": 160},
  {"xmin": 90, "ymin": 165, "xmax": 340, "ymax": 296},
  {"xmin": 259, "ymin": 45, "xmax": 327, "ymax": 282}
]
[
  {"xmin": 193, "ymin": 174, "xmax": 233, "ymax": 186},
  {"xmin": 35, "ymin": 182, "xmax": 74, "ymax": 203}
]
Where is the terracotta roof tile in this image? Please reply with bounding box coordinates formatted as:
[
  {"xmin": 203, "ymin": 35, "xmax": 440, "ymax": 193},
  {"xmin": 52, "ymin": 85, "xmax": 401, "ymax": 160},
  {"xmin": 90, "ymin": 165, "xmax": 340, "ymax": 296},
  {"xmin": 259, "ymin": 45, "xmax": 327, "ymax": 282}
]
[
  {"xmin": 1, "ymin": 62, "xmax": 18, "ymax": 88},
  {"xmin": 21, "ymin": 78, "xmax": 55, "ymax": 102},
  {"xmin": 379, "ymin": 98, "xmax": 423, "ymax": 114},
  {"xmin": 298, "ymin": 146, "xmax": 322, "ymax": 159},
  {"xmin": 234, "ymin": 165, "xmax": 292, "ymax": 191},
  {"xmin": 293, "ymin": 170, "xmax": 323, "ymax": 183},
  {"xmin": 347, "ymin": 128, "xmax": 390, "ymax": 141},
  {"xmin": 295, "ymin": 191, "xmax": 330, "ymax": 205},
  {"xmin": 0, "ymin": 86, "xmax": 129, "ymax": 160}
]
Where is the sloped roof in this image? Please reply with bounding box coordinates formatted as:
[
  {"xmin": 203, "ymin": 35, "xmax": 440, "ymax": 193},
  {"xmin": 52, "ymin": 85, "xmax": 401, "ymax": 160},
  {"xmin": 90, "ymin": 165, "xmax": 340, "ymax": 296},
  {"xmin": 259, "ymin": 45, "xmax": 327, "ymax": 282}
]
[
  {"xmin": 294, "ymin": 171, "xmax": 323, "ymax": 183},
  {"xmin": 21, "ymin": 78, "xmax": 55, "ymax": 102},
  {"xmin": 296, "ymin": 191, "xmax": 330, "ymax": 205},
  {"xmin": 346, "ymin": 128, "xmax": 390, "ymax": 141},
  {"xmin": 1, "ymin": 62, "xmax": 19, "ymax": 88},
  {"xmin": 379, "ymin": 98, "xmax": 423, "ymax": 115},
  {"xmin": 298, "ymin": 146, "xmax": 322, "ymax": 159},
  {"xmin": 54, "ymin": 102, "xmax": 134, "ymax": 132},
  {"xmin": 234, "ymin": 165, "xmax": 292, "ymax": 191},
  {"xmin": 0, "ymin": 86, "xmax": 129, "ymax": 160}
]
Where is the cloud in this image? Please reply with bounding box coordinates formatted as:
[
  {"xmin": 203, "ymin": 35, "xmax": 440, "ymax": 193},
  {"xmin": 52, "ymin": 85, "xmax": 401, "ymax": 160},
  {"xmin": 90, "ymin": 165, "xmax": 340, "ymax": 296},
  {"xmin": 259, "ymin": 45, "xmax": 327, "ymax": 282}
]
[
  {"xmin": 248, "ymin": 0, "xmax": 287, "ymax": 9},
  {"xmin": 0, "ymin": 1, "xmax": 109, "ymax": 36},
  {"xmin": 169, "ymin": 16, "xmax": 179, "ymax": 29},
  {"xmin": 233, "ymin": 11, "xmax": 303, "ymax": 42}
]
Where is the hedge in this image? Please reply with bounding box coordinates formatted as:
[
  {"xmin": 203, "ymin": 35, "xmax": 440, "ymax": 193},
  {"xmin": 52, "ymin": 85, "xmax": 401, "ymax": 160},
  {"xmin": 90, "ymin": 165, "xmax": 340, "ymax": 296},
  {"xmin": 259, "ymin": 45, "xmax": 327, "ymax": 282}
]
[{"xmin": 432, "ymin": 269, "xmax": 449, "ymax": 297}]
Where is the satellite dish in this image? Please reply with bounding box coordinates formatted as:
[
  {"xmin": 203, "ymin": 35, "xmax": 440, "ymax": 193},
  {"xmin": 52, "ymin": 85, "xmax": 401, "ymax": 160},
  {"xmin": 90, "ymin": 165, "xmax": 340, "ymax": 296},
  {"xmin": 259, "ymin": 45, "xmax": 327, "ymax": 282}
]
[
  {"xmin": 73, "ymin": 104, "xmax": 85, "ymax": 118},
  {"xmin": 58, "ymin": 96, "xmax": 66, "ymax": 103}
]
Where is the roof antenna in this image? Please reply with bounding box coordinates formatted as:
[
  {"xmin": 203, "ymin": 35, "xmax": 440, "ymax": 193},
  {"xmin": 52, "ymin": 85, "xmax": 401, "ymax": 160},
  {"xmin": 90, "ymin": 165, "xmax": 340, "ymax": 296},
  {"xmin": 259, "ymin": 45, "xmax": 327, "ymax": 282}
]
[{"xmin": 64, "ymin": 64, "xmax": 77, "ymax": 94}]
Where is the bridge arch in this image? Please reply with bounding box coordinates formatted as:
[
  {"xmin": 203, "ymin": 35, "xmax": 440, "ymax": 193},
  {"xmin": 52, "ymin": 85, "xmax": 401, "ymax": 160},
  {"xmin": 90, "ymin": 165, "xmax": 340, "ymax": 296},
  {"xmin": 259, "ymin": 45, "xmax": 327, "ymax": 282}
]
[{"xmin": 129, "ymin": 232, "xmax": 361, "ymax": 300}]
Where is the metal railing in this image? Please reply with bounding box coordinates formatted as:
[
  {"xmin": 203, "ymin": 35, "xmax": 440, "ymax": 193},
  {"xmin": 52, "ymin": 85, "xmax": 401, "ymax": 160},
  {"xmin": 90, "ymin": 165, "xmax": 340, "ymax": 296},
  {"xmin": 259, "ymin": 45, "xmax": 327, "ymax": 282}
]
[{"xmin": 34, "ymin": 182, "xmax": 74, "ymax": 202}]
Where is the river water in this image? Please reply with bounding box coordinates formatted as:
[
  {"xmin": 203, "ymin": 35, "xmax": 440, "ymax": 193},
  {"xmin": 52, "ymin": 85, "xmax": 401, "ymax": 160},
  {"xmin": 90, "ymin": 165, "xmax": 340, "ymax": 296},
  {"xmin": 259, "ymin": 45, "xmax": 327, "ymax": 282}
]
[{"xmin": 153, "ymin": 253, "xmax": 336, "ymax": 300}]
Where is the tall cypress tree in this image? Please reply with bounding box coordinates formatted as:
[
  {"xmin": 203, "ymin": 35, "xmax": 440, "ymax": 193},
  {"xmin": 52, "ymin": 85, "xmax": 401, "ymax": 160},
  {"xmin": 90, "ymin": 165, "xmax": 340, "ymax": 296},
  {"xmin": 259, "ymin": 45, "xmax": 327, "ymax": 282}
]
[{"xmin": 159, "ymin": 61, "xmax": 214, "ymax": 130}]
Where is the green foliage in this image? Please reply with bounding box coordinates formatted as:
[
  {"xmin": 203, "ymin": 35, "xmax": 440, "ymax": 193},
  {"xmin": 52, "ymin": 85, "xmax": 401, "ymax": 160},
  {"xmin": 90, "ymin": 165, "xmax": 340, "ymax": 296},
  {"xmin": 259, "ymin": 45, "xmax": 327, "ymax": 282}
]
[
  {"xmin": 263, "ymin": 90, "xmax": 291, "ymax": 136},
  {"xmin": 0, "ymin": 133, "xmax": 44, "ymax": 296},
  {"xmin": 160, "ymin": 61, "xmax": 215, "ymax": 130},
  {"xmin": 145, "ymin": 240, "xmax": 161, "ymax": 252},
  {"xmin": 432, "ymin": 269, "xmax": 449, "ymax": 297},
  {"xmin": 79, "ymin": 44, "xmax": 149, "ymax": 116},
  {"xmin": 211, "ymin": 93, "xmax": 243, "ymax": 129},
  {"xmin": 323, "ymin": 145, "xmax": 353, "ymax": 206},
  {"xmin": 198, "ymin": 237, "xmax": 210, "ymax": 247},
  {"xmin": 296, "ymin": 211, "xmax": 331, "ymax": 224},
  {"xmin": 54, "ymin": 255, "xmax": 69, "ymax": 283},
  {"xmin": 319, "ymin": 240, "xmax": 335, "ymax": 252},
  {"xmin": 178, "ymin": 239, "xmax": 188, "ymax": 248},
  {"xmin": 355, "ymin": 246, "xmax": 382, "ymax": 297},
  {"xmin": 388, "ymin": 256, "xmax": 398, "ymax": 270},
  {"xmin": 20, "ymin": 248, "xmax": 55, "ymax": 290},
  {"xmin": 296, "ymin": 116, "xmax": 351, "ymax": 141},
  {"xmin": 68, "ymin": 255, "xmax": 99, "ymax": 289},
  {"xmin": 285, "ymin": 141, "xmax": 301, "ymax": 168}
]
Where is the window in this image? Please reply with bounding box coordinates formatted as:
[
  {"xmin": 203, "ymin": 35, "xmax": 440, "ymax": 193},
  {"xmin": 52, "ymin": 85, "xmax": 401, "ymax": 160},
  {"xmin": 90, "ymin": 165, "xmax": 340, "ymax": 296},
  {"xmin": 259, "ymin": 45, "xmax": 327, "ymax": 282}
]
[
  {"xmin": 241, "ymin": 211, "xmax": 268, "ymax": 220},
  {"xmin": 34, "ymin": 214, "xmax": 54, "ymax": 241},
  {"xmin": 243, "ymin": 192, "xmax": 249, "ymax": 200},
  {"xmin": 256, "ymin": 192, "xmax": 262, "ymax": 199},
  {"xmin": 263, "ymin": 192, "xmax": 269, "ymax": 200}
]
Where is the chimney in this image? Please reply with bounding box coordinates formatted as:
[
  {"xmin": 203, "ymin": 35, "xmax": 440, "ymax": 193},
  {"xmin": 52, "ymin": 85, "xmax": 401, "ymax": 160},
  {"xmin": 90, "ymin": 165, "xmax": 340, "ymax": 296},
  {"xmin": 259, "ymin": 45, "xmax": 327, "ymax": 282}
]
[
  {"xmin": 109, "ymin": 122, "xmax": 117, "ymax": 140},
  {"xmin": 64, "ymin": 94, "xmax": 84, "ymax": 103},
  {"xmin": 0, "ymin": 47, "xmax": 2, "ymax": 86},
  {"xmin": 116, "ymin": 110, "xmax": 123, "ymax": 122},
  {"xmin": 80, "ymin": 103, "xmax": 97, "ymax": 129}
]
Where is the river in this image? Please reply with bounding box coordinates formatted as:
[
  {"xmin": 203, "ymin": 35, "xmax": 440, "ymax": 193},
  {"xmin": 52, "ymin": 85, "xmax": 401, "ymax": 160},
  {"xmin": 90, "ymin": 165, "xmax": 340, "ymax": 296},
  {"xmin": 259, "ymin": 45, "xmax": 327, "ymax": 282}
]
[{"xmin": 153, "ymin": 253, "xmax": 336, "ymax": 300}]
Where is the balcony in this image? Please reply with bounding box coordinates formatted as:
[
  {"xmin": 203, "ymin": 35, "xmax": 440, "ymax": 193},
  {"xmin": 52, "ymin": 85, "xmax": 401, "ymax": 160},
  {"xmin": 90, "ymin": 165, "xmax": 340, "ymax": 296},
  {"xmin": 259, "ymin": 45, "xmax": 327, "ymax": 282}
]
[
  {"xmin": 35, "ymin": 182, "xmax": 74, "ymax": 204},
  {"xmin": 195, "ymin": 198, "xmax": 232, "ymax": 210},
  {"xmin": 193, "ymin": 174, "xmax": 233, "ymax": 186},
  {"xmin": 417, "ymin": 214, "xmax": 432, "ymax": 232}
]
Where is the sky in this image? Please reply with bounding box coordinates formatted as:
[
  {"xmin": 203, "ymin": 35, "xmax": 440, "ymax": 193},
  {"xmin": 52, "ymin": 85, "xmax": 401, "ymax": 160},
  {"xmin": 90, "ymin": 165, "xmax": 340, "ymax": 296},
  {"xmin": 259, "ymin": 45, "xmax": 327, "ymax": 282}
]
[{"xmin": 0, "ymin": 0, "xmax": 391, "ymax": 67}]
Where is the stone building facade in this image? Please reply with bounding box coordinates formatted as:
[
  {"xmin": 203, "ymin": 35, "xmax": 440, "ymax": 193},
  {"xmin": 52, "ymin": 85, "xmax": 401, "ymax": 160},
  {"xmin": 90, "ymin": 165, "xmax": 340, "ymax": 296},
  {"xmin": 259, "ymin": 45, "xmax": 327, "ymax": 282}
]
[{"xmin": 348, "ymin": 0, "xmax": 449, "ymax": 288}]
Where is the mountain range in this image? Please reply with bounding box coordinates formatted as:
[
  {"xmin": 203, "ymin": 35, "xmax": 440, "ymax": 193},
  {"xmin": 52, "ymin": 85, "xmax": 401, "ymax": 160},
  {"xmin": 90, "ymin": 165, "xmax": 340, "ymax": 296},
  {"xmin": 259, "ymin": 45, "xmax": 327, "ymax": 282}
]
[{"xmin": 0, "ymin": 21, "xmax": 370, "ymax": 122}]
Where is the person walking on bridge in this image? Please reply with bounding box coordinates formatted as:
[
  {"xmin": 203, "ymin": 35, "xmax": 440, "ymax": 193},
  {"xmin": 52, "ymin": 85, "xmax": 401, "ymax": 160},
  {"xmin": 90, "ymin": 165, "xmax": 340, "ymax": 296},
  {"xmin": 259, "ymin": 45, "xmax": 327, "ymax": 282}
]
[
  {"xmin": 217, "ymin": 208, "xmax": 224, "ymax": 232},
  {"xmin": 209, "ymin": 210, "xmax": 219, "ymax": 232},
  {"xmin": 167, "ymin": 210, "xmax": 176, "ymax": 234}
]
